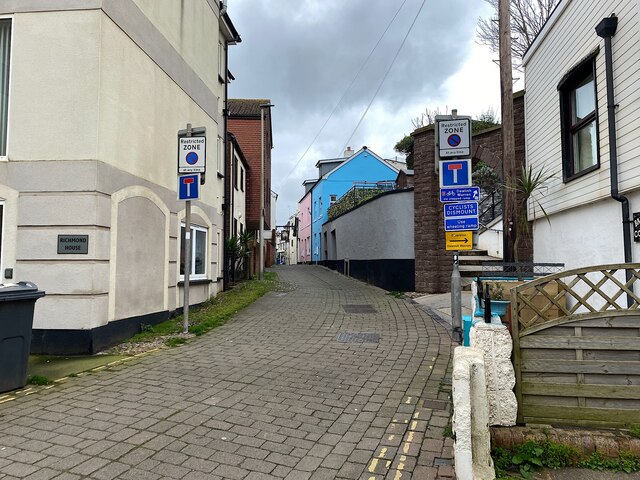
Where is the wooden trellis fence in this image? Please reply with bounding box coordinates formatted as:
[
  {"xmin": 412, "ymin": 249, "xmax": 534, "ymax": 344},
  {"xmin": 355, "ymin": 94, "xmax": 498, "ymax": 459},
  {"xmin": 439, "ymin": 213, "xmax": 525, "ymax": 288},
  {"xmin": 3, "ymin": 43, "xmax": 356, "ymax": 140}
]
[{"xmin": 511, "ymin": 263, "xmax": 640, "ymax": 427}]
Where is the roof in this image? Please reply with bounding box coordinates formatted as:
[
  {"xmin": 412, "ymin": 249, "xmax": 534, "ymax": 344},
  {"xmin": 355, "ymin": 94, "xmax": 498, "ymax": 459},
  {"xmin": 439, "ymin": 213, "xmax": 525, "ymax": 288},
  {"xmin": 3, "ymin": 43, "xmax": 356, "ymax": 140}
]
[
  {"xmin": 220, "ymin": 11, "xmax": 241, "ymax": 44},
  {"xmin": 315, "ymin": 158, "xmax": 346, "ymax": 168},
  {"xmin": 320, "ymin": 146, "xmax": 400, "ymax": 180},
  {"xmin": 399, "ymin": 169, "xmax": 414, "ymax": 176},
  {"xmin": 522, "ymin": 0, "xmax": 567, "ymax": 66},
  {"xmin": 228, "ymin": 99, "xmax": 272, "ymax": 117},
  {"xmin": 384, "ymin": 159, "xmax": 407, "ymax": 170}
]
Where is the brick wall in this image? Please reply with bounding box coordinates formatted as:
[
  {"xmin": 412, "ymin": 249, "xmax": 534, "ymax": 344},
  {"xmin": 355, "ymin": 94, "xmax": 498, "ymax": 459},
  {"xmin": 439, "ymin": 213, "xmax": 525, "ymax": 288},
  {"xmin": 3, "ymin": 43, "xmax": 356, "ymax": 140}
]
[
  {"xmin": 412, "ymin": 126, "xmax": 453, "ymax": 293},
  {"xmin": 228, "ymin": 116, "xmax": 272, "ymax": 231}
]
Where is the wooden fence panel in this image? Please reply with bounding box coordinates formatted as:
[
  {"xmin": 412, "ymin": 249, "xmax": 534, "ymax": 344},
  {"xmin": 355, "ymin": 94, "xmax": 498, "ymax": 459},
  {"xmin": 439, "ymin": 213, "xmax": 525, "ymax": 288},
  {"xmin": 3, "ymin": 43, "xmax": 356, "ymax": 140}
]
[{"xmin": 511, "ymin": 264, "xmax": 640, "ymax": 427}]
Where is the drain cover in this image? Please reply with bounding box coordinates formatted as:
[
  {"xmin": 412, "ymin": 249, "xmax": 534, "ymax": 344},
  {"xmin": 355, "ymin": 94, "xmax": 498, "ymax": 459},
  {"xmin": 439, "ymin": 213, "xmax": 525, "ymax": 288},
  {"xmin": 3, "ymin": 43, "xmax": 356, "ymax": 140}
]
[
  {"xmin": 342, "ymin": 304, "xmax": 377, "ymax": 314},
  {"xmin": 336, "ymin": 332, "xmax": 380, "ymax": 343}
]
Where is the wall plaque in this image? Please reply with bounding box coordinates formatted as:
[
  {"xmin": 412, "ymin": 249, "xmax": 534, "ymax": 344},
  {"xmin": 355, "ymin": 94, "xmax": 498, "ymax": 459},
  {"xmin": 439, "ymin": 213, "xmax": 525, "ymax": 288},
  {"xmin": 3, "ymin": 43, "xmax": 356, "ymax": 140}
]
[{"xmin": 57, "ymin": 235, "xmax": 89, "ymax": 254}]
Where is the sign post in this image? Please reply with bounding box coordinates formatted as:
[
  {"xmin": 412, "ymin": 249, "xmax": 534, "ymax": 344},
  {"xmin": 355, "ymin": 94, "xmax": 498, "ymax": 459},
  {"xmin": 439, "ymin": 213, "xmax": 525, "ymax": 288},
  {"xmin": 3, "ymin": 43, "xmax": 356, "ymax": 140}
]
[
  {"xmin": 177, "ymin": 124, "xmax": 206, "ymax": 334},
  {"xmin": 435, "ymin": 111, "xmax": 473, "ymax": 344}
]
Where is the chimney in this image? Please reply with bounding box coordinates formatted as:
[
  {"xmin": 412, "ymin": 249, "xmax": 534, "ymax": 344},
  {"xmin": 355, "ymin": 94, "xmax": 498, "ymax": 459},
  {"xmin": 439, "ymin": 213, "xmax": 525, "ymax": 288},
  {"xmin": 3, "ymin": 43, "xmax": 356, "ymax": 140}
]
[{"xmin": 343, "ymin": 146, "xmax": 354, "ymax": 158}]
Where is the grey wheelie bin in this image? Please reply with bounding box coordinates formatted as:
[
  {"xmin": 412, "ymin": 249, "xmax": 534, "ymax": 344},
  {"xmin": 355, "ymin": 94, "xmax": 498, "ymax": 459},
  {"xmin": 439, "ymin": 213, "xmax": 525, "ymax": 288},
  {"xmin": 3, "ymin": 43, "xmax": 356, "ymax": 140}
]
[{"xmin": 0, "ymin": 282, "xmax": 45, "ymax": 393}]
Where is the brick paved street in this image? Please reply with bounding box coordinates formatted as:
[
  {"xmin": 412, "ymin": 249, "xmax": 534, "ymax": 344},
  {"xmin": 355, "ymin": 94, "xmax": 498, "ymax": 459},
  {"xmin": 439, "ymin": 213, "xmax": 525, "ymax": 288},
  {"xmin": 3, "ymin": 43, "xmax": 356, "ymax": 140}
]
[{"xmin": 0, "ymin": 266, "xmax": 455, "ymax": 480}]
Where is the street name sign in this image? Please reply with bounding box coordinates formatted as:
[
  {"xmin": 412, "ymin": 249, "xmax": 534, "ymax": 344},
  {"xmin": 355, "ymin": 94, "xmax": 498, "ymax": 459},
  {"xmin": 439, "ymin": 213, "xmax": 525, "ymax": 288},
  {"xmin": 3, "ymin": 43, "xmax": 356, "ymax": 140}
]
[
  {"xmin": 178, "ymin": 136, "xmax": 206, "ymax": 173},
  {"xmin": 178, "ymin": 174, "xmax": 201, "ymax": 200},
  {"xmin": 439, "ymin": 159, "xmax": 472, "ymax": 188},
  {"xmin": 438, "ymin": 118, "xmax": 471, "ymax": 158},
  {"xmin": 445, "ymin": 231, "xmax": 472, "ymax": 251},
  {"xmin": 440, "ymin": 186, "xmax": 480, "ymax": 203}
]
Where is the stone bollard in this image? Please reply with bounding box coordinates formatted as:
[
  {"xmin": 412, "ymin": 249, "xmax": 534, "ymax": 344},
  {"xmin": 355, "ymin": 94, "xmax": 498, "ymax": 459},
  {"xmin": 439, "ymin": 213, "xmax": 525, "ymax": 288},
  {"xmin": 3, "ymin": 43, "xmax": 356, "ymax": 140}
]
[
  {"xmin": 470, "ymin": 322, "xmax": 517, "ymax": 426},
  {"xmin": 452, "ymin": 347, "xmax": 495, "ymax": 480}
]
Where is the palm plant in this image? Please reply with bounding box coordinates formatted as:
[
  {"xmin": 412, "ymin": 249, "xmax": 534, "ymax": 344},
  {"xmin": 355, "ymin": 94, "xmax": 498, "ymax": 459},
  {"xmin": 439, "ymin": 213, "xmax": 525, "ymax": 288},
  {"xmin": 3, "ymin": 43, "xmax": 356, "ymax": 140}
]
[{"xmin": 506, "ymin": 164, "xmax": 556, "ymax": 263}]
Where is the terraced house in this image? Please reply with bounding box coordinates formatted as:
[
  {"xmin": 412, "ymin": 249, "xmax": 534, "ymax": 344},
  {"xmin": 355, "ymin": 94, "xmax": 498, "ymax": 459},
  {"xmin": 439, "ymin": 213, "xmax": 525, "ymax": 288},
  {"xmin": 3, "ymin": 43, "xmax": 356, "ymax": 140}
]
[{"xmin": 0, "ymin": 0, "xmax": 240, "ymax": 353}]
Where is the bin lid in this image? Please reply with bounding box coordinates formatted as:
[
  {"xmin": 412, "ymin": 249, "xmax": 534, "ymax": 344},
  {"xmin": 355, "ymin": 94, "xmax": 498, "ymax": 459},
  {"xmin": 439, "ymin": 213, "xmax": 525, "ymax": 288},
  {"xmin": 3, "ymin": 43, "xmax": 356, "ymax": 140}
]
[{"xmin": 0, "ymin": 282, "xmax": 46, "ymax": 302}]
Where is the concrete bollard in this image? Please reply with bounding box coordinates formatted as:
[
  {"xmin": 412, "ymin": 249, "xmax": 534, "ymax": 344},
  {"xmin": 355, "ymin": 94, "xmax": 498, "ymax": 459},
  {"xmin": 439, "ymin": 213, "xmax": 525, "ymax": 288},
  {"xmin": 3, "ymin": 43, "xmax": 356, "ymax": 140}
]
[{"xmin": 452, "ymin": 347, "xmax": 496, "ymax": 480}]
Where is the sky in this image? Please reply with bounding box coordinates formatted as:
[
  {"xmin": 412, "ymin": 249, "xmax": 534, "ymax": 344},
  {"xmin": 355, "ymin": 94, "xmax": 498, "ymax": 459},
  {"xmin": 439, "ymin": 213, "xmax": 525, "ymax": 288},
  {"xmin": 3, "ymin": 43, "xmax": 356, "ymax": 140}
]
[{"xmin": 227, "ymin": 0, "xmax": 502, "ymax": 227}]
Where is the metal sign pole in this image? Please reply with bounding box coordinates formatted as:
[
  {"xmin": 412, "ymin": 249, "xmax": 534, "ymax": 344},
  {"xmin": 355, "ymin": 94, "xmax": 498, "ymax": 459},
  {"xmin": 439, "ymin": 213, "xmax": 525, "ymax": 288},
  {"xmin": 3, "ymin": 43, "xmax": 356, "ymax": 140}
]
[
  {"xmin": 451, "ymin": 252, "xmax": 462, "ymax": 343},
  {"xmin": 183, "ymin": 123, "xmax": 192, "ymax": 333}
]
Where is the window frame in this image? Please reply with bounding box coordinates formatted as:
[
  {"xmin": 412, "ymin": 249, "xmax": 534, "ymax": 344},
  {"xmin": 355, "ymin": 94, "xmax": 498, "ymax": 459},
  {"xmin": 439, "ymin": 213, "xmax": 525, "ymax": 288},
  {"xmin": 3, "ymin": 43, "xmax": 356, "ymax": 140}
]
[
  {"xmin": 0, "ymin": 17, "xmax": 12, "ymax": 160},
  {"xmin": 180, "ymin": 223, "xmax": 208, "ymax": 281},
  {"xmin": 558, "ymin": 51, "xmax": 600, "ymax": 182}
]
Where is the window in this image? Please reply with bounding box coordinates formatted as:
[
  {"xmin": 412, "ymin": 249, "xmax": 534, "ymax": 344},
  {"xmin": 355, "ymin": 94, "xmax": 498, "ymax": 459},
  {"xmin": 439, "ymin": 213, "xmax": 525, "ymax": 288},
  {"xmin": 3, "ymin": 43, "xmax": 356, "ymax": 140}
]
[
  {"xmin": 240, "ymin": 167, "xmax": 244, "ymax": 191},
  {"xmin": 0, "ymin": 20, "xmax": 10, "ymax": 156},
  {"xmin": 180, "ymin": 224, "xmax": 207, "ymax": 280},
  {"xmin": 218, "ymin": 40, "xmax": 224, "ymax": 82},
  {"xmin": 559, "ymin": 54, "xmax": 599, "ymax": 181},
  {"xmin": 217, "ymin": 136, "xmax": 223, "ymax": 176},
  {"xmin": 233, "ymin": 155, "xmax": 238, "ymax": 190},
  {"xmin": 329, "ymin": 194, "xmax": 337, "ymax": 204}
]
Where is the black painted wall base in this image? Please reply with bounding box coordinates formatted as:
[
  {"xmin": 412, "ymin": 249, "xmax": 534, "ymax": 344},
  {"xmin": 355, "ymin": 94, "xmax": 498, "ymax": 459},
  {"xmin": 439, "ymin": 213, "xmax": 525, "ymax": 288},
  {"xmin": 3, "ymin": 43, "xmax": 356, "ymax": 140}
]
[
  {"xmin": 31, "ymin": 310, "xmax": 171, "ymax": 355},
  {"xmin": 321, "ymin": 259, "xmax": 415, "ymax": 292}
]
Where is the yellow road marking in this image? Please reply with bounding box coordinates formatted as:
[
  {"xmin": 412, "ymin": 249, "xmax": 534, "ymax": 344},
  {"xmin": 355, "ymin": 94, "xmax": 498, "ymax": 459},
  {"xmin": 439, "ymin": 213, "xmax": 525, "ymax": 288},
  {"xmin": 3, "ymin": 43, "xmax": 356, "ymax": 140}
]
[
  {"xmin": 411, "ymin": 421, "xmax": 418, "ymax": 430},
  {"xmin": 368, "ymin": 459, "xmax": 378, "ymax": 473}
]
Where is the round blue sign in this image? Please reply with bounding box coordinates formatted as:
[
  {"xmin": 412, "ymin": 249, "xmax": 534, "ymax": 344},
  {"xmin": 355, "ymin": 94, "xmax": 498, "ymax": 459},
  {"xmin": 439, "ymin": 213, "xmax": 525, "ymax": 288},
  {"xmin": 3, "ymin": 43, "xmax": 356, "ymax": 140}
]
[
  {"xmin": 448, "ymin": 134, "xmax": 462, "ymax": 147},
  {"xmin": 186, "ymin": 152, "xmax": 199, "ymax": 165}
]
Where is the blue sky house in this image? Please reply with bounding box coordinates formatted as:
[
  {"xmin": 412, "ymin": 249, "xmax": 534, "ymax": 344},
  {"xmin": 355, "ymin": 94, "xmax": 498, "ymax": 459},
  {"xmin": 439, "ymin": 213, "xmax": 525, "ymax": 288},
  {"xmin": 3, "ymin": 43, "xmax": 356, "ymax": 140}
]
[{"xmin": 310, "ymin": 147, "xmax": 401, "ymax": 262}]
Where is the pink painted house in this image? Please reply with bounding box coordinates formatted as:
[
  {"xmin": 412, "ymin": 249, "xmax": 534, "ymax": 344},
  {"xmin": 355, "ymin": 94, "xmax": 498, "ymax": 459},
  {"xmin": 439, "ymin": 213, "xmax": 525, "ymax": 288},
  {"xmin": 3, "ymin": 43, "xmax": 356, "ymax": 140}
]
[{"xmin": 297, "ymin": 180, "xmax": 315, "ymax": 263}]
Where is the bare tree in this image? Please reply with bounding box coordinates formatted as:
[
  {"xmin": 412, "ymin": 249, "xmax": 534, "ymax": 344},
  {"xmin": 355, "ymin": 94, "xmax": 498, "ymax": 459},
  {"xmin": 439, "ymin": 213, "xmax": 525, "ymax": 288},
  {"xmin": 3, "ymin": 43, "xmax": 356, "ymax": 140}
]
[{"xmin": 478, "ymin": 0, "xmax": 559, "ymax": 68}]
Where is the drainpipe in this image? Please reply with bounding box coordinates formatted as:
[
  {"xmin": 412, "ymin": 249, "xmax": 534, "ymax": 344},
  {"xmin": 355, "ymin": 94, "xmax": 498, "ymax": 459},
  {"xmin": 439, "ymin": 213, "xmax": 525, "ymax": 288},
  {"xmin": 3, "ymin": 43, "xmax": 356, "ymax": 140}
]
[{"xmin": 596, "ymin": 15, "xmax": 634, "ymax": 307}]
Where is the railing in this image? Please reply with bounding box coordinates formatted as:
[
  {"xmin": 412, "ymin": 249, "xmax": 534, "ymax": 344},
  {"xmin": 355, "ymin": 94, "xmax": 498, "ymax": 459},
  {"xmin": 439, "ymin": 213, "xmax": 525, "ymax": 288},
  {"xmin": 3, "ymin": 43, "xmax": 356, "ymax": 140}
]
[
  {"xmin": 327, "ymin": 181, "xmax": 397, "ymax": 220},
  {"xmin": 478, "ymin": 188, "xmax": 502, "ymax": 226}
]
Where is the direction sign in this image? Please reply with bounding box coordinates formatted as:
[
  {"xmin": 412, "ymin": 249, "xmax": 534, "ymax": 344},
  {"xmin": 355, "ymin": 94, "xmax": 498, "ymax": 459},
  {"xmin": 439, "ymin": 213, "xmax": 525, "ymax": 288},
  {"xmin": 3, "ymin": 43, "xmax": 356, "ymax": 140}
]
[
  {"xmin": 440, "ymin": 186, "xmax": 480, "ymax": 203},
  {"xmin": 178, "ymin": 136, "xmax": 206, "ymax": 173},
  {"xmin": 444, "ymin": 201, "xmax": 478, "ymax": 218},
  {"xmin": 446, "ymin": 231, "xmax": 473, "ymax": 251},
  {"xmin": 438, "ymin": 118, "xmax": 471, "ymax": 158},
  {"xmin": 439, "ymin": 159, "xmax": 471, "ymax": 188},
  {"xmin": 178, "ymin": 174, "xmax": 201, "ymax": 200},
  {"xmin": 445, "ymin": 217, "xmax": 479, "ymax": 231}
]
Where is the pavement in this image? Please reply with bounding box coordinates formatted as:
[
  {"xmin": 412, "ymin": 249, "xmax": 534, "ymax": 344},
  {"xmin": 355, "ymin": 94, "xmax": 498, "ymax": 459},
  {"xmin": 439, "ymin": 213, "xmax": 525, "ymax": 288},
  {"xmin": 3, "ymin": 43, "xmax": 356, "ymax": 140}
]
[{"xmin": 0, "ymin": 265, "xmax": 457, "ymax": 480}]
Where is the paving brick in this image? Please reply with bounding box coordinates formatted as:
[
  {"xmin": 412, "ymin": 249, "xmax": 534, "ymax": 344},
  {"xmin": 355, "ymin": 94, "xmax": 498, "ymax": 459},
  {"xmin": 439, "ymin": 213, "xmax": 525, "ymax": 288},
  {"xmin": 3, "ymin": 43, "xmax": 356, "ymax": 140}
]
[{"xmin": 0, "ymin": 266, "xmax": 455, "ymax": 480}]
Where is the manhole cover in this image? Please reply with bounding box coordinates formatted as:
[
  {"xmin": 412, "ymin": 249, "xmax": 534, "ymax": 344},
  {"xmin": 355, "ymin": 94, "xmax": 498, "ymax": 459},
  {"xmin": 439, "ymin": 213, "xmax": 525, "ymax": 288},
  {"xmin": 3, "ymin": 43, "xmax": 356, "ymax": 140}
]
[
  {"xmin": 336, "ymin": 332, "xmax": 380, "ymax": 343},
  {"xmin": 342, "ymin": 304, "xmax": 377, "ymax": 314}
]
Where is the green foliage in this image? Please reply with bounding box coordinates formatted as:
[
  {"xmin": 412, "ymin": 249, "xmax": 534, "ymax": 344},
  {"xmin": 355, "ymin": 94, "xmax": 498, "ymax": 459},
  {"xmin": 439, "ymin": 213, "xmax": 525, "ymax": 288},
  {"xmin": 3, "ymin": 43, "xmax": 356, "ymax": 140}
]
[
  {"xmin": 472, "ymin": 108, "xmax": 500, "ymax": 134},
  {"xmin": 387, "ymin": 291, "xmax": 405, "ymax": 299},
  {"xmin": 27, "ymin": 375, "xmax": 52, "ymax": 385},
  {"xmin": 125, "ymin": 272, "xmax": 278, "ymax": 343},
  {"xmin": 442, "ymin": 424, "xmax": 454, "ymax": 439},
  {"xmin": 165, "ymin": 337, "xmax": 187, "ymax": 348},
  {"xmin": 493, "ymin": 440, "xmax": 640, "ymax": 478},
  {"xmin": 394, "ymin": 135, "xmax": 414, "ymax": 169},
  {"xmin": 473, "ymin": 160, "xmax": 502, "ymax": 192},
  {"xmin": 139, "ymin": 323, "xmax": 154, "ymax": 334},
  {"xmin": 579, "ymin": 451, "xmax": 640, "ymax": 473},
  {"xmin": 629, "ymin": 425, "xmax": 640, "ymax": 438},
  {"xmin": 327, "ymin": 187, "xmax": 390, "ymax": 220}
]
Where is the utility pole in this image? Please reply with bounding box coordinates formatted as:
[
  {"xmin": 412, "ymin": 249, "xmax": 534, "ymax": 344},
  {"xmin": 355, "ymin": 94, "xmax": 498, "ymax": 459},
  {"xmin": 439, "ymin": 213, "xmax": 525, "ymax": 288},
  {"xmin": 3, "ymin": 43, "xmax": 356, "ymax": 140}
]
[
  {"xmin": 499, "ymin": 0, "xmax": 517, "ymax": 263},
  {"xmin": 259, "ymin": 103, "xmax": 274, "ymax": 280}
]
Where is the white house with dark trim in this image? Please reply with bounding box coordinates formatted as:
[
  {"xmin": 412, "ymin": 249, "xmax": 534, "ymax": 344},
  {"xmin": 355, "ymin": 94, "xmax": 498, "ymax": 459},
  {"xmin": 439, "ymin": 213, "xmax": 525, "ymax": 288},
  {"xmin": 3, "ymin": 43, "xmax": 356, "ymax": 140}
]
[
  {"xmin": 524, "ymin": 0, "xmax": 640, "ymax": 269},
  {"xmin": 0, "ymin": 0, "xmax": 240, "ymax": 353}
]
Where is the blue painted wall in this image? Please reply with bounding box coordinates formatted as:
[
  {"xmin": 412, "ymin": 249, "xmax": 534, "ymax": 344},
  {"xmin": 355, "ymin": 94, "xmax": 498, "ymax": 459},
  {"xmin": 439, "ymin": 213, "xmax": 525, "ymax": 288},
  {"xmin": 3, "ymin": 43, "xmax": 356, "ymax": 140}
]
[{"xmin": 311, "ymin": 149, "xmax": 398, "ymax": 262}]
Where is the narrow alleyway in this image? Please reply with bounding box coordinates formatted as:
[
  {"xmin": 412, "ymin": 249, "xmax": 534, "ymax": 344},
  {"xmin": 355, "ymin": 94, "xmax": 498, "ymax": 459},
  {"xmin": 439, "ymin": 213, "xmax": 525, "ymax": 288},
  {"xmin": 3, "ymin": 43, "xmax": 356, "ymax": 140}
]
[{"xmin": 0, "ymin": 266, "xmax": 455, "ymax": 479}]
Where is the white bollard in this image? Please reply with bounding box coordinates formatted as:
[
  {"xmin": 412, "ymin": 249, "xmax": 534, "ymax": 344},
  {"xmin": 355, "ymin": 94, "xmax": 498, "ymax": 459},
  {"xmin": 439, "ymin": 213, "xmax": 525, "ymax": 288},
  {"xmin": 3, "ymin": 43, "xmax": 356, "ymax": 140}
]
[{"xmin": 452, "ymin": 347, "xmax": 496, "ymax": 480}]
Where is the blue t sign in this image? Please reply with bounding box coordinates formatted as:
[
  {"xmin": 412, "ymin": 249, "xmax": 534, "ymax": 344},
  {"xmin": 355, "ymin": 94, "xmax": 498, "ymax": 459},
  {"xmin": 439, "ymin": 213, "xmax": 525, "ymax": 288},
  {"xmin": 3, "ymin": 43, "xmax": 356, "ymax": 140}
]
[
  {"xmin": 178, "ymin": 174, "xmax": 200, "ymax": 200},
  {"xmin": 439, "ymin": 159, "xmax": 472, "ymax": 188}
]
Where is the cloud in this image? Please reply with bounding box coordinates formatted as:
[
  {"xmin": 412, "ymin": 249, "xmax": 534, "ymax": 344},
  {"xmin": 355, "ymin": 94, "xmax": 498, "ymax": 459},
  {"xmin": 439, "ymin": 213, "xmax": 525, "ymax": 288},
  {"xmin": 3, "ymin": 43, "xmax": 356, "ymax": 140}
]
[{"xmin": 227, "ymin": 0, "xmax": 499, "ymax": 225}]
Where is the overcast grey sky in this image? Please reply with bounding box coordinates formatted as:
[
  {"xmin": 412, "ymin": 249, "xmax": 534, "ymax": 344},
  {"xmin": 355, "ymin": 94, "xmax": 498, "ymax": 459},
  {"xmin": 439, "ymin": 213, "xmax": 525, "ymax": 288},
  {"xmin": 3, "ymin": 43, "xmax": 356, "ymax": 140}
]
[{"xmin": 228, "ymin": 0, "xmax": 501, "ymax": 226}]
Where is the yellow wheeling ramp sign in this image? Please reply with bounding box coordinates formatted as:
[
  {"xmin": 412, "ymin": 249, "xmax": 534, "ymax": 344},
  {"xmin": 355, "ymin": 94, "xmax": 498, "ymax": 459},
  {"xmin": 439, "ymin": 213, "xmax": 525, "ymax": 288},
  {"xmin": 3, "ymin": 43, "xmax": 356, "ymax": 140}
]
[{"xmin": 446, "ymin": 231, "xmax": 472, "ymax": 251}]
